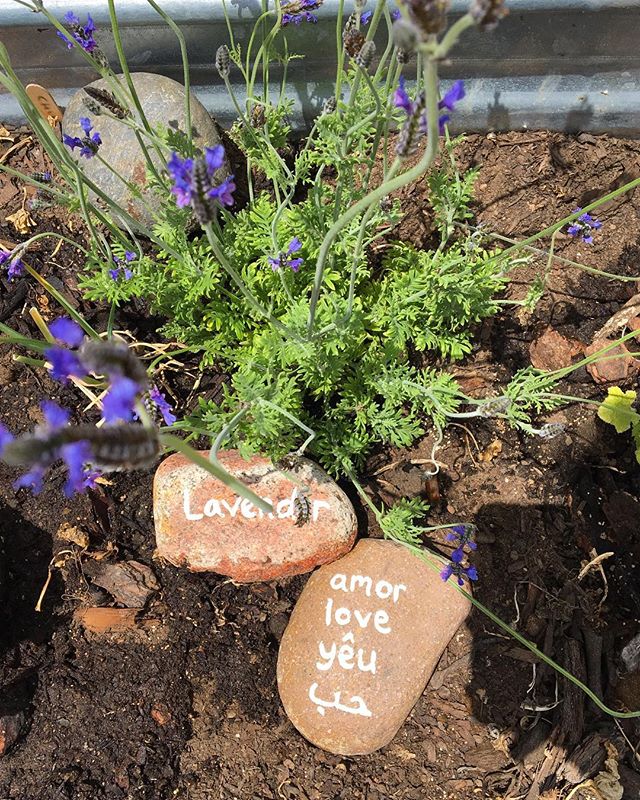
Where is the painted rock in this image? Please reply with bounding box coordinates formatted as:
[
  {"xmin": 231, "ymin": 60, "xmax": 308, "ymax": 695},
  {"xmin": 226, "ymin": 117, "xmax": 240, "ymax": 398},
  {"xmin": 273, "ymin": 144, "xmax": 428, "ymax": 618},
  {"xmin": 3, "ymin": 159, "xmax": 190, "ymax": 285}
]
[
  {"xmin": 277, "ymin": 539, "xmax": 471, "ymax": 755},
  {"xmin": 63, "ymin": 73, "xmax": 227, "ymax": 229},
  {"xmin": 153, "ymin": 451, "xmax": 357, "ymax": 582}
]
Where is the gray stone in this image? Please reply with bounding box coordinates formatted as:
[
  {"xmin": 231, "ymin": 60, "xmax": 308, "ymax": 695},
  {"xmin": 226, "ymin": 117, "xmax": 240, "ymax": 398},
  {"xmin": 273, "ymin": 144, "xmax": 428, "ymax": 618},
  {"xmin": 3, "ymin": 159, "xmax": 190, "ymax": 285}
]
[
  {"xmin": 62, "ymin": 72, "xmax": 227, "ymax": 229},
  {"xmin": 277, "ymin": 539, "xmax": 472, "ymax": 755}
]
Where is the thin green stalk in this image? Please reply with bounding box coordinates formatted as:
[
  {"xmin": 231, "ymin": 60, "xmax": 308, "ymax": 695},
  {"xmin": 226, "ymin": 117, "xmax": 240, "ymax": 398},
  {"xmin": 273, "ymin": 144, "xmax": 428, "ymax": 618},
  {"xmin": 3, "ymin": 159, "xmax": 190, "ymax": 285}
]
[
  {"xmin": 210, "ymin": 407, "xmax": 249, "ymax": 459},
  {"xmin": 493, "ymin": 175, "xmax": 640, "ymax": 266},
  {"xmin": 462, "ymin": 224, "xmax": 640, "ymax": 283},
  {"xmin": 334, "ymin": 0, "xmax": 346, "ymax": 101},
  {"xmin": 257, "ymin": 398, "xmax": 316, "ymax": 454},
  {"xmin": 349, "ymin": 472, "xmax": 638, "ymax": 719},
  {"xmin": 160, "ymin": 433, "xmax": 273, "ymax": 513},
  {"xmin": 308, "ymin": 54, "xmax": 441, "ymax": 334},
  {"xmin": 144, "ymin": 0, "xmax": 192, "ymax": 149},
  {"xmin": 401, "ymin": 539, "xmax": 639, "ymax": 718},
  {"xmin": 23, "ymin": 264, "xmax": 99, "ymax": 337},
  {"xmin": 202, "ymin": 223, "xmax": 290, "ymax": 334}
]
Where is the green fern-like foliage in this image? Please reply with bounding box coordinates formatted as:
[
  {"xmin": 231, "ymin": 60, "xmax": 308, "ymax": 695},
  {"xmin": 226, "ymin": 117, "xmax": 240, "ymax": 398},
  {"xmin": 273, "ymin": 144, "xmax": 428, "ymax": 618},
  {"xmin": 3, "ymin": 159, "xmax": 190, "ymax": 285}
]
[
  {"xmin": 77, "ymin": 40, "xmax": 517, "ymax": 481},
  {"xmin": 370, "ymin": 242, "xmax": 508, "ymax": 360}
]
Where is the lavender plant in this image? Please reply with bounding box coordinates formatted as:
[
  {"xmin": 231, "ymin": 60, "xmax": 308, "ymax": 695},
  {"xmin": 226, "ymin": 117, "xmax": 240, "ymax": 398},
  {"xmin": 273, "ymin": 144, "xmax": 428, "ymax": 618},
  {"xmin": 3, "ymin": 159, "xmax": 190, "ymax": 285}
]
[{"xmin": 1, "ymin": 0, "xmax": 640, "ymax": 721}]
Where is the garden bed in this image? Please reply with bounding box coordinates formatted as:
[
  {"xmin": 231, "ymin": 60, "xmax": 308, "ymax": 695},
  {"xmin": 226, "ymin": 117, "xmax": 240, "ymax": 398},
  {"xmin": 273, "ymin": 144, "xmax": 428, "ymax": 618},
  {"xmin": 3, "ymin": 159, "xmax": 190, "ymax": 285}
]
[{"xmin": 0, "ymin": 124, "xmax": 639, "ymax": 799}]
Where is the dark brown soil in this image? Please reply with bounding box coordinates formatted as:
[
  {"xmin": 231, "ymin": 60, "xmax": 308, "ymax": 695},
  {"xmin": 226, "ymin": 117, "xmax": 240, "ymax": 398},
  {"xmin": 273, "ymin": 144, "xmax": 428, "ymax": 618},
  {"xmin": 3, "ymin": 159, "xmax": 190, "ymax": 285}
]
[{"xmin": 1, "ymin": 126, "xmax": 639, "ymax": 800}]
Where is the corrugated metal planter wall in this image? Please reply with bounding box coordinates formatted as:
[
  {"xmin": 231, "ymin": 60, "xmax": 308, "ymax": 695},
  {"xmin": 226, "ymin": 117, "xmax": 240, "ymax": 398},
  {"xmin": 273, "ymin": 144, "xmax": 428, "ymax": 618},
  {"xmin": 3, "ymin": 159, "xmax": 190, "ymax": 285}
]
[{"xmin": 1, "ymin": 0, "xmax": 640, "ymax": 133}]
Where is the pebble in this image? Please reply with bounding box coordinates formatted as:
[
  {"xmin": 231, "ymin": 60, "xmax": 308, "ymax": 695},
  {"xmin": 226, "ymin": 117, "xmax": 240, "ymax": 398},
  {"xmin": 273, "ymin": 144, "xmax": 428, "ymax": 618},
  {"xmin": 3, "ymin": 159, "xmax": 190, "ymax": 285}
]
[
  {"xmin": 277, "ymin": 539, "xmax": 471, "ymax": 755},
  {"xmin": 153, "ymin": 451, "xmax": 357, "ymax": 582},
  {"xmin": 62, "ymin": 73, "xmax": 227, "ymax": 229}
]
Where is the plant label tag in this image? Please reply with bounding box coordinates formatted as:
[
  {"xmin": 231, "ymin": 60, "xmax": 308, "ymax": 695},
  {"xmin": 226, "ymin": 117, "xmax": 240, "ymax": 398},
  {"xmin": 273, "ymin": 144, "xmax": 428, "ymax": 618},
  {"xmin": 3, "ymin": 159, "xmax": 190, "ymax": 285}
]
[{"xmin": 26, "ymin": 84, "xmax": 63, "ymax": 131}]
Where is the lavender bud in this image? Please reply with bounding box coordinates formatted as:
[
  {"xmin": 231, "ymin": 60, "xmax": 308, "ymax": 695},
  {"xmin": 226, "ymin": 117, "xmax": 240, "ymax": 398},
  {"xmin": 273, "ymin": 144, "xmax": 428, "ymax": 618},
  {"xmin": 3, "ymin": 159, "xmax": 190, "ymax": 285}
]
[
  {"xmin": 322, "ymin": 96, "xmax": 337, "ymax": 115},
  {"xmin": 396, "ymin": 47, "xmax": 410, "ymax": 65},
  {"xmin": 190, "ymin": 159, "xmax": 217, "ymax": 225},
  {"xmin": 406, "ymin": 0, "xmax": 449, "ymax": 35},
  {"xmin": 216, "ymin": 44, "xmax": 231, "ymax": 79},
  {"xmin": 477, "ymin": 396, "xmax": 511, "ymax": 417},
  {"xmin": 82, "ymin": 97, "xmax": 102, "ymax": 115},
  {"xmin": 294, "ymin": 492, "xmax": 311, "ymax": 526},
  {"xmin": 27, "ymin": 197, "xmax": 53, "ymax": 211},
  {"xmin": 354, "ymin": 40, "xmax": 376, "ymax": 70},
  {"xmin": 392, "ymin": 18, "xmax": 420, "ymax": 54},
  {"xmin": 343, "ymin": 12, "xmax": 358, "ymax": 34},
  {"xmin": 537, "ymin": 423, "xmax": 565, "ymax": 440},
  {"xmin": 83, "ymin": 86, "xmax": 129, "ymax": 119},
  {"xmin": 344, "ymin": 27, "xmax": 366, "ymax": 57},
  {"xmin": 469, "ymin": 0, "xmax": 508, "ymax": 30},
  {"xmin": 79, "ymin": 424, "xmax": 161, "ymax": 470},
  {"xmin": 79, "ymin": 339, "xmax": 148, "ymax": 387},
  {"xmin": 396, "ymin": 91, "xmax": 425, "ymax": 158}
]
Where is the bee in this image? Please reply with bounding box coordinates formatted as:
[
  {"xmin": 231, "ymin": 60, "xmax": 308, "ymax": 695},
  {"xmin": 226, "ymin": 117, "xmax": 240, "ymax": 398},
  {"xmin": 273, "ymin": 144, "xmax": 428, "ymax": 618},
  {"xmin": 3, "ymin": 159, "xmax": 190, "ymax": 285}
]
[{"xmin": 294, "ymin": 492, "xmax": 311, "ymax": 527}]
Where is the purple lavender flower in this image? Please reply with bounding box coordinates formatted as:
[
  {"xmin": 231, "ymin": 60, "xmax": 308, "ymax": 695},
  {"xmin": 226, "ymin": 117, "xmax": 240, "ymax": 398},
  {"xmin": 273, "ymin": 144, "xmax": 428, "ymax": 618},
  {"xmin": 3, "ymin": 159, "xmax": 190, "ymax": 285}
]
[
  {"xmin": 394, "ymin": 76, "xmax": 414, "ymax": 115},
  {"xmin": 102, "ymin": 377, "xmax": 139, "ymax": 423},
  {"xmin": 49, "ymin": 317, "xmax": 84, "ymax": 347},
  {"xmin": 57, "ymin": 11, "xmax": 98, "ymax": 53},
  {"xmin": 0, "ymin": 249, "xmax": 25, "ymax": 280},
  {"xmin": 64, "ymin": 117, "xmax": 102, "ymax": 159},
  {"xmin": 167, "ymin": 145, "xmax": 235, "ymax": 223},
  {"xmin": 0, "ymin": 423, "xmax": 14, "ymax": 456},
  {"xmin": 149, "ymin": 386, "xmax": 177, "ymax": 426},
  {"xmin": 166, "ymin": 152, "xmax": 195, "ymax": 208},
  {"xmin": 395, "ymin": 77, "xmax": 465, "ymax": 144},
  {"xmin": 440, "ymin": 562, "xmax": 479, "ymax": 586},
  {"xmin": 110, "ymin": 251, "xmax": 135, "ymax": 281},
  {"xmin": 436, "ymin": 79, "xmax": 465, "ymax": 132},
  {"xmin": 567, "ymin": 208, "xmax": 602, "ymax": 244},
  {"xmin": 281, "ymin": 0, "xmax": 322, "ymax": 25},
  {"xmin": 361, "ymin": 8, "xmax": 400, "ymax": 24},
  {"xmin": 46, "ymin": 348, "xmax": 83, "ymax": 383},
  {"xmin": 208, "ymin": 176, "xmax": 236, "ymax": 208},
  {"xmin": 445, "ymin": 523, "xmax": 478, "ymax": 551},
  {"xmin": 61, "ymin": 440, "xmax": 94, "ymax": 496},
  {"xmin": 6, "ymin": 400, "xmax": 99, "ymax": 497},
  {"xmin": 268, "ymin": 237, "xmax": 304, "ymax": 272},
  {"xmin": 45, "ymin": 318, "xmax": 85, "ymax": 384}
]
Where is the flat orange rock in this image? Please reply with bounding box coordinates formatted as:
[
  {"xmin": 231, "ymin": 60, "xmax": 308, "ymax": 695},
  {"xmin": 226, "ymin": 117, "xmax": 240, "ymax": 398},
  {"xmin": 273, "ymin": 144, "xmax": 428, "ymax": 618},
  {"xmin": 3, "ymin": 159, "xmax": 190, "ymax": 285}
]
[
  {"xmin": 153, "ymin": 451, "xmax": 357, "ymax": 582},
  {"xmin": 277, "ymin": 539, "xmax": 471, "ymax": 755}
]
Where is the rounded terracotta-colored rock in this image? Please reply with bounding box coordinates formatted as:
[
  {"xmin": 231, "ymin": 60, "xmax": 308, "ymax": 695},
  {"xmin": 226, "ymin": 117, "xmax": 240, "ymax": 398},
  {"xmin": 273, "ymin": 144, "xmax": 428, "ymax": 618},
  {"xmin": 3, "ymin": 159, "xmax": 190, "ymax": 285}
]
[
  {"xmin": 277, "ymin": 539, "xmax": 471, "ymax": 755},
  {"xmin": 153, "ymin": 451, "xmax": 357, "ymax": 582}
]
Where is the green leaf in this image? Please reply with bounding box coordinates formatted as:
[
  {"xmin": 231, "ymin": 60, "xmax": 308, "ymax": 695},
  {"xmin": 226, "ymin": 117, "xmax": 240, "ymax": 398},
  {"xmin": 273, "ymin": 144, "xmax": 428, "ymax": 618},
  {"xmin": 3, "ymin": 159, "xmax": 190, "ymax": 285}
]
[{"xmin": 597, "ymin": 386, "xmax": 639, "ymax": 433}]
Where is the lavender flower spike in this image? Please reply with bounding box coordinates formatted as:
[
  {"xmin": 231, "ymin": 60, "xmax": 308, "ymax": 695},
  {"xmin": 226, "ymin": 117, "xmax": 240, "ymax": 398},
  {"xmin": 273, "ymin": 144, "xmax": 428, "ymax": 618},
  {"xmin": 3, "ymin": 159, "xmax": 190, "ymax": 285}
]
[
  {"xmin": 2, "ymin": 400, "xmax": 100, "ymax": 497},
  {"xmin": 45, "ymin": 317, "xmax": 85, "ymax": 383},
  {"xmin": 167, "ymin": 145, "xmax": 235, "ymax": 224},
  {"xmin": 567, "ymin": 207, "xmax": 602, "ymax": 244},
  {"xmin": 57, "ymin": 11, "xmax": 98, "ymax": 53},
  {"xmin": 0, "ymin": 249, "xmax": 25, "ymax": 280},
  {"xmin": 64, "ymin": 117, "xmax": 102, "ymax": 159}
]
